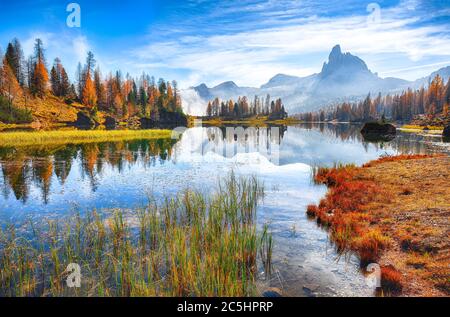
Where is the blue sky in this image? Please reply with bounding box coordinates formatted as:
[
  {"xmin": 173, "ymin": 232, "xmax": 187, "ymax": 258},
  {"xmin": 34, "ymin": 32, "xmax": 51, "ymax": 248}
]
[{"xmin": 1, "ymin": 0, "xmax": 449, "ymax": 88}]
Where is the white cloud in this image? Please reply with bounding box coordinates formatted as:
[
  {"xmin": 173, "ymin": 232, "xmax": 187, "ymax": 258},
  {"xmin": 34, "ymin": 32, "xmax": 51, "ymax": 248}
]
[{"xmin": 128, "ymin": 1, "xmax": 450, "ymax": 88}]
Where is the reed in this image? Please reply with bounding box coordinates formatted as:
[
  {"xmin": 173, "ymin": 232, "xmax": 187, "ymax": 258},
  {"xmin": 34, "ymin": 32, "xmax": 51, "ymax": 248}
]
[
  {"xmin": 0, "ymin": 129, "xmax": 173, "ymax": 147},
  {"xmin": 0, "ymin": 173, "xmax": 272, "ymax": 297}
]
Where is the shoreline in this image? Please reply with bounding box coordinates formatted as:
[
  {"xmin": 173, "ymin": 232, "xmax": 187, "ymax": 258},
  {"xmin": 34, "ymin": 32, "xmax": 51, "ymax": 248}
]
[{"xmin": 308, "ymin": 155, "xmax": 449, "ymax": 296}]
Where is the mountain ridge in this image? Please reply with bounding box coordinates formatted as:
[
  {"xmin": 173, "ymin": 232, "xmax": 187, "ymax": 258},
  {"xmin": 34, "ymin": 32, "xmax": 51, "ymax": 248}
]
[{"xmin": 189, "ymin": 45, "xmax": 449, "ymax": 115}]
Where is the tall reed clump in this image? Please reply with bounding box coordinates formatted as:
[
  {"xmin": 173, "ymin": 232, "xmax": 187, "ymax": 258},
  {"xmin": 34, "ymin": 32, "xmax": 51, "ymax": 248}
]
[{"xmin": 0, "ymin": 173, "xmax": 272, "ymax": 297}]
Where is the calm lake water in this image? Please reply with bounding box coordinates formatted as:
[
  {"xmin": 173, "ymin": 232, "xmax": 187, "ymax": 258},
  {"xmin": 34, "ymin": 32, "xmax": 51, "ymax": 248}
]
[{"xmin": 0, "ymin": 123, "xmax": 448, "ymax": 296}]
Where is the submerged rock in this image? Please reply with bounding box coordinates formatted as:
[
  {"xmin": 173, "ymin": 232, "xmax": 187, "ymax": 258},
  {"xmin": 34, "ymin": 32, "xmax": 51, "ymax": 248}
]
[
  {"xmin": 443, "ymin": 125, "xmax": 450, "ymax": 138},
  {"xmin": 262, "ymin": 287, "xmax": 283, "ymax": 297}
]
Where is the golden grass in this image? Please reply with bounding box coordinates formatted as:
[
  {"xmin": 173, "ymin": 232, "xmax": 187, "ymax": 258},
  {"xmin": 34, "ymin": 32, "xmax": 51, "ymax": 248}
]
[
  {"xmin": 401, "ymin": 125, "xmax": 444, "ymax": 131},
  {"xmin": 0, "ymin": 129, "xmax": 174, "ymax": 147},
  {"xmin": 400, "ymin": 125, "xmax": 444, "ymax": 135}
]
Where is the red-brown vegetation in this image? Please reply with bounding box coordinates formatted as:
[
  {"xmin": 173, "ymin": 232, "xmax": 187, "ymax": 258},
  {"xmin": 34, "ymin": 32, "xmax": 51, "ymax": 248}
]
[
  {"xmin": 308, "ymin": 155, "xmax": 449, "ymax": 296},
  {"xmin": 380, "ymin": 265, "xmax": 403, "ymax": 294}
]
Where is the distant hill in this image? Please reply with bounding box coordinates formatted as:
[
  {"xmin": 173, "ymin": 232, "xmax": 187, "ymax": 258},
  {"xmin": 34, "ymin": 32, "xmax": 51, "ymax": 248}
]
[{"xmin": 187, "ymin": 45, "xmax": 447, "ymax": 115}]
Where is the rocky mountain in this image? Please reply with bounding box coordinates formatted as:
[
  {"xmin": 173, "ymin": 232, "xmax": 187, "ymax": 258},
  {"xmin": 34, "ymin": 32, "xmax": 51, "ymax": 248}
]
[
  {"xmin": 193, "ymin": 81, "xmax": 258, "ymax": 102},
  {"xmin": 412, "ymin": 66, "xmax": 450, "ymax": 88},
  {"xmin": 188, "ymin": 45, "xmax": 446, "ymax": 115}
]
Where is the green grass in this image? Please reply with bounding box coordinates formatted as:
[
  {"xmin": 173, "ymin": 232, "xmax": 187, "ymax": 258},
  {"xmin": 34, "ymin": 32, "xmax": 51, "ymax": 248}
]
[
  {"xmin": 0, "ymin": 129, "xmax": 174, "ymax": 147},
  {"xmin": 0, "ymin": 173, "xmax": 272, "ymax": 297},
  {"xmin": 0, "ymin": 96, "xmax": 33, "ymax": 124}
]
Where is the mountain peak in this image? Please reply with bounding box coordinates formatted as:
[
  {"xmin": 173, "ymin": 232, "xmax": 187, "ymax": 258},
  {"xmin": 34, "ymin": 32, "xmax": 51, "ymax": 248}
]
[
  {"xmin": 214, "ymin": 81, "xmax": 238, "ymax": 89},
  {"xmin": 195, "ymin": 83, "xmax": 208, "ymax": 89},
  {"xmin": 329, "ymin": 44, "xmax": 342, "ymax": 59},
  {"xmin": 321, "ymin": 45, "xmax": 371, "ymax": 79}
]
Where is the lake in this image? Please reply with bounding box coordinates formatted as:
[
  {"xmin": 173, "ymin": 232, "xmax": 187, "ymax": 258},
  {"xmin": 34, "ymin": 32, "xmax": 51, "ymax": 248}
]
[{"xmin": 0, "ymin": 123, "xmax": 448, "ymax": 296}]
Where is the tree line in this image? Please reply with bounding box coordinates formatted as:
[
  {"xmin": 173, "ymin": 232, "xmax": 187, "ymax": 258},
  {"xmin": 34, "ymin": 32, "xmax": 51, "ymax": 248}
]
[
  {"xmin": 0, "ymin": 38, "xmax": 183, "ymax": 123},
  {"xmin": 206, "ymin": 94, "xmax": 287, "ymax": 119},
  {"xmin": 297, "ymin": 74, "xmax": 450, "ymax": 123}
]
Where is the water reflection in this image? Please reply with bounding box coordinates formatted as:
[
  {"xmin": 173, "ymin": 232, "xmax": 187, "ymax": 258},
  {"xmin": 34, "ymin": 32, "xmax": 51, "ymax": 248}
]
[
  {"xmin": 0, "ymin": 123, "xmax": 448, "ymax": 297},
  {"xmin": 0, "ymin": 123, "xmax": 447, "ymax": 208},
  {"xmin": 0, "ymin": 139, "xmax": 177, "ymax": 205}
]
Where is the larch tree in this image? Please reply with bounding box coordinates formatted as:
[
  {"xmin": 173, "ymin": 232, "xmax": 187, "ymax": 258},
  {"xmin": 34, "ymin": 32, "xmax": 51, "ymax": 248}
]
[
  {"xmin": 32, "ymin": 39, "xmax": 49, "ymax": 97},
  {"xmin": 1, "ymin": 56, "xmax": 22, "ymax": 104},
  {"xmin": 5, "ymin": 38, "xmax": 24, "ymax": 86},
  {"xmin": 82, "ymin": 52, "xmax": 98, "ymax": 109},
  {"xmin": 82, "ymin": 73, "xmax": 97, "ymax": 109}
]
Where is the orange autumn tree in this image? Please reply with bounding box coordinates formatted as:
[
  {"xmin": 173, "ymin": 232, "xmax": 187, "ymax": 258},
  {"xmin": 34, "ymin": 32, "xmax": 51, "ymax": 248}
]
[
  {"xmin": 32, "ymin": 39, "xmax": 49, "ymax": 97},
  {"xmin": 82, "ymin": 72, "xmax": 97, "ymax": 109},
  {"xmin": 1, "ymin": 56, "xmax": 22, "ymax": 103},
  {"xmin": 81, "ymin": 51, "xmax": 98, "ymax": 109}
]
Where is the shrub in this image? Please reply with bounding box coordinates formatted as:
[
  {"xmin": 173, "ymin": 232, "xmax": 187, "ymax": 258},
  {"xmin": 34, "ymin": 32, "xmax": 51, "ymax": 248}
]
[
  {"xmin": 381, "ymin": 265, "xmax": 403, "ymax": 294},
  {"xmin": 0, "ymin": 96, "xmax": 33, "ymax": 124}
]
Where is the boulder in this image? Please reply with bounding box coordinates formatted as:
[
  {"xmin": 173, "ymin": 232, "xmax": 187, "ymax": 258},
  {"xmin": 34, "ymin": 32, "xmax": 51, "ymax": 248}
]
[
  {"xmin": 74, "ymin": 111, "xmax": 97, "ymax": 129},
  {"xmin": 158, "ymin": 110, "xmax": 188, "ymax": 126},
  {"xmin": 443, "ymin": 125, "xmax": 450, "ymax": 138},
  {"xmin": 139, "ymin": 117, "xmax": 155, "ymax": 129},
  {"xmin": 104, "ymin": 116, "xmax": 117, "ymax": 129},
  {"xmin": 262, "ymin": 287, "xmax": 282, "ymax": 297},
  {"xmin": 140, "ymin": 111, "xmax": 188, "ymax": 129},
  {"xmin": 361, "ymin": 122, "xmax": 396, "ymax": 136}
]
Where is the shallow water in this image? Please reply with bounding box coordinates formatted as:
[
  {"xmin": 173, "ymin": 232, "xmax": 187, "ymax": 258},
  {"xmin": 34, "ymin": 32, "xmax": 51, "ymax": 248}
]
[{"xmin": 0, "ymin": 123, "xmax": 448, "ymax": 296}]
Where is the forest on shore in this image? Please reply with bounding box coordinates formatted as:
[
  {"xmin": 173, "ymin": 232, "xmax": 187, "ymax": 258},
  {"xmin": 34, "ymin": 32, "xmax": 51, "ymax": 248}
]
[
  {"xmin": 297, "ymin": 74, "xmax": 450, "ymax": 126},
  {"xmin": 205, "ymin": 95, "xmax": 288, "ymax": 120},
  {"xmin": 0, "ymin": 38, "xmax": 185, "ymax": 126}
]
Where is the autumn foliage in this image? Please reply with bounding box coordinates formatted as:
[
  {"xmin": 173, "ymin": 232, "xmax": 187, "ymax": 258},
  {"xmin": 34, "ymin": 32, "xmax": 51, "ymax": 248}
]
[
  {"xmin": 82, "ymin": 72, "xmax": 97, "ymax": 109},
  {"xmin": 0, "ymin": 37, "xmax": 185, "ymax": 124},
  {"xmin": 309, "ymin": 165, "xmax": 388, "ymax": 264}
]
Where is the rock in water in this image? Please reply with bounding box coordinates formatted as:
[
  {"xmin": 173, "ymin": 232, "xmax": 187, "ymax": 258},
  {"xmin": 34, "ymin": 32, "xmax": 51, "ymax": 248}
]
[
  {"xmin": 262, "ymin": 287, "xmax": 282, "ymax": 297},
  {"xmin": 361, "ymin": 122, "xmax": 396, "ymax": 136},
  {"xmin": 361, "ymin": 122, "xmax": 397, "ymax": 142}
]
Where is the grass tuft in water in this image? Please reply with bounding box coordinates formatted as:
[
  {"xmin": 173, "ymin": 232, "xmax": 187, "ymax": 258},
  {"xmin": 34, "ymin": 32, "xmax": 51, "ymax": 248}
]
[{"xmin": 0, "ymin": 173, "xmax": 272, "ymax": 297}]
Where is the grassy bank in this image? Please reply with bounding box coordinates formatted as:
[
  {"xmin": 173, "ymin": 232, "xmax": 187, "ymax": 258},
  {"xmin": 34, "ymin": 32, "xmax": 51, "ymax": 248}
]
[
  {"xmin": 308, "ymin": 155, "xmax": 449, "ymax": 296},
  {"xmin": 0, "ymin": 173, "xmax": 272, "ymax": 297},
  {"xmin": 400, "ymin": 125, "xmax": 444, "ymax": 135},
  {"xmin": 0, "ymin": 129, "xmax": 174, "ymax": 147}
]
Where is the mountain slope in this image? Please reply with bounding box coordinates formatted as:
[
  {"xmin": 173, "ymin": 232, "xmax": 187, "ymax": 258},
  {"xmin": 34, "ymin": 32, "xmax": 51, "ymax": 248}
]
[
  {"xmin": 413, "ymin": 66, "xmax": 450, "ymax": 88},
  {"xmin": 188, "ymin": 45, "xmax": 444, "ymax": 115}
]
